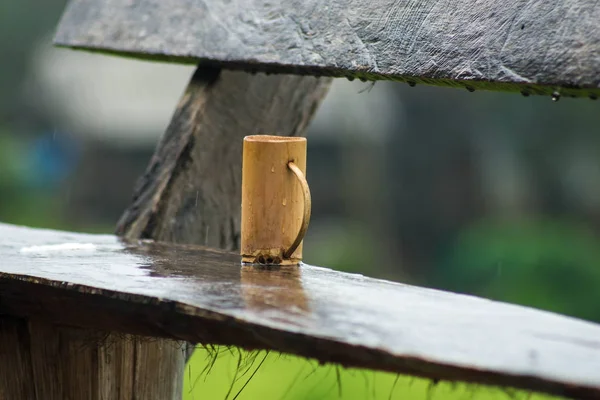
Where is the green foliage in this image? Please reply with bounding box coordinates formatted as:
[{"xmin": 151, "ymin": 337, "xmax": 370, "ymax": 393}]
[
  {"xmin": 0, "ymin": 132, "xmax": 27, "ymax": 186},
  {"xmin": 440, "ymin": 218, "xmax": 600, "ymax": 322},
  {"xmin": 184, "ymin": 347, "xmax": 557, "ymax": 400},
  {"xmin": 304, "ymin": 222, "xmax": 383, "ymax": 275},
  {"xmin": 0, "ymin": 133, "xmax": 112, "ymax": 233}
]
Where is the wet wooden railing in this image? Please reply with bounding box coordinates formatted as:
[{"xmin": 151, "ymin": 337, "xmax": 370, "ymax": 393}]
[{"xmin": 1, "ymin": 222, "xmax": 599, "ymax": 399}]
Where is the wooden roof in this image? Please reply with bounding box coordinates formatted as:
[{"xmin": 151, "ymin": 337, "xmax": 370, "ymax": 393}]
[{"xmin": 54, "ymin": 0, "xmax": 600, "ymax": 97}]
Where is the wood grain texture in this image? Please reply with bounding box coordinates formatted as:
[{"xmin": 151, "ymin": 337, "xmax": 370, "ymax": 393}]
[
  {"xmin": 97, "ymin": 332, "xmax": 136, "ymax": 399},
  {"xmin": 54, "ymin": 0, "xmax": 600, "ymax": 98},
  {"xmin": 27, "ymin": 321, "xmax": 102, "ymax": 400},
  {"xmin": 0, "ymin": 316, "xmax": 182, "ymax": 400},
  {"xmin": 0, "ymin": 318, "xmax": 36, "ymax": 400},
  {"xmin": 1, "ymin": 222, "xmax": 599, "ymax": 399}
]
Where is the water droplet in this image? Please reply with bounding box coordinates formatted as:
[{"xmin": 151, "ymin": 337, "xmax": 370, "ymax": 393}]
[
  {"xmin": 271, "ymin": 166, "xmax": 275, "ymax": 173},
  {"xmin": 551, "ymin": 91, "xmax": 561, "ymax": 102},
  {"xmin": 465, "ymin": 85, "xmax": 475, "ymax": 93},
  {"xmin": 282, "ymin": 198, "xmax": 287, "ymax": 206},
  {"xmin": 520, "ymin": 90, "xmax": 530, "ymax": 97},
  {"xmin": 407, "ymin": 81, "xmax": 416, "ymax": 87}
]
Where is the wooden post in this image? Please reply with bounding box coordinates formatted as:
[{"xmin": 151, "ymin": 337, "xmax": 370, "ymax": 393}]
[
  {"xmin": 241, "ymin": 135, "xmax": 311, "ymax": 265},
  {"xmin": 0, "ymin": 317, "xmax": 184, "ymax": 400}
]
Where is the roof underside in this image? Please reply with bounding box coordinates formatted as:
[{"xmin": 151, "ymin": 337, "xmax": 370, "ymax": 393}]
[{"xmin": 54, "ymin": 0, "xmax": 600, "ymax": 98}]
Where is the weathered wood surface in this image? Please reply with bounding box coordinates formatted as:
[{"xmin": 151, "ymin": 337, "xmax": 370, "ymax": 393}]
[
  {"xmin": 0, "ymin": 317, "xmax": 184, "ymax": 400},
  {"xmin": 55, "ymin": 0, "xmax": 600, "ymax": 98},
  {"xmin": 1, "ymin": 223, "xmax": 599, "ymax": 399}
]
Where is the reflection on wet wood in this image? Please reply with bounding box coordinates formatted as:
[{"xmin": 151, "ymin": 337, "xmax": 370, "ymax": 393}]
[
  {"xmin": 1, "ymin": 222, "xmax": 599, "ymax": 398},
  {"xmin": 241, "ymin": 265, "xmax": 309, "ymax": 316}
]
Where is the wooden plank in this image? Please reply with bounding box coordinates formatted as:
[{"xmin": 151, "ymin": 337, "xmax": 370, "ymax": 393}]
[
  {"xmin": 54, "ymin": 0, "xmax": 600, "ymax": 98},
  {"xmin": 1, "ymin": 223, "xmax": 599, "ymax": 399}
]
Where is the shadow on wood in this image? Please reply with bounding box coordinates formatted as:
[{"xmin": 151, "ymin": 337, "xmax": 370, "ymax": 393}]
[{"xmin": 1, "ymin": 222, "xmax": 599, "ymax": 399}]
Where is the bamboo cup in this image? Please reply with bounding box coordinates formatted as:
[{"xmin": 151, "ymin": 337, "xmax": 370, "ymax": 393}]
[{"xmin": 241, "ymin": 135, "xmax": 311, "ymax": 265}]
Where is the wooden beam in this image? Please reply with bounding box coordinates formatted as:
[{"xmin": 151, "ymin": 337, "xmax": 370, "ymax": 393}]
[
  {"xmin": 1, "ymin": 222, "xmax": 599, "ymax": 399},
  {"xmin": 55, "ymin": 0, "xmax": 600, "ymax": 98}
]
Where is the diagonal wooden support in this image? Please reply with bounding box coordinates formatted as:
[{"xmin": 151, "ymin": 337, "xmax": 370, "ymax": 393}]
[
  {"xmin": 116, "ymin": 66, "xmax": 330, "ymax": 246},
  {"xmin": 0, "ymin": 67, "xmax": 330, "ymax": 400}
]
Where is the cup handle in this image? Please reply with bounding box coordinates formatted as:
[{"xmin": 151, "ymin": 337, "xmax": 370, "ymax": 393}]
[{"xmin": 284, "ymin": 161, "xmax": 311, "ymax": 259}]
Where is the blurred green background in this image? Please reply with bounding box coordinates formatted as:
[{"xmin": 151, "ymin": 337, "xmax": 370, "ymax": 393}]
[{"xmin": 2, "ymin": 1, "xmax": 599, "ymax": 399}]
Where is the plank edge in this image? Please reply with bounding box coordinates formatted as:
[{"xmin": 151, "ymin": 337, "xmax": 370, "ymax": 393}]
[
  {"xmin": 0, "ymin": 271, "xmax": 599, "ymax": 399},
  {"xmin": 51, "ymin": 41, "xmax": 600, "ymax": 100}
]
